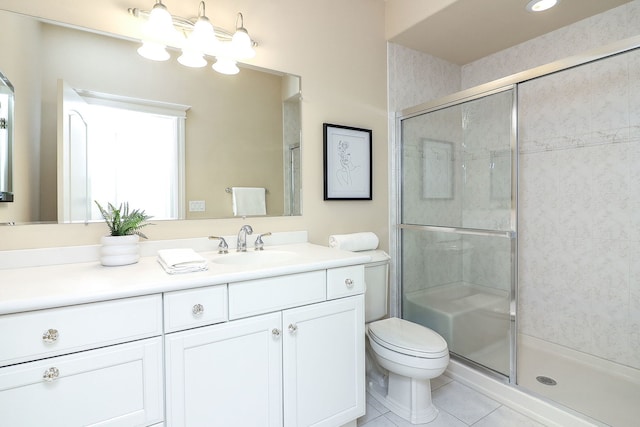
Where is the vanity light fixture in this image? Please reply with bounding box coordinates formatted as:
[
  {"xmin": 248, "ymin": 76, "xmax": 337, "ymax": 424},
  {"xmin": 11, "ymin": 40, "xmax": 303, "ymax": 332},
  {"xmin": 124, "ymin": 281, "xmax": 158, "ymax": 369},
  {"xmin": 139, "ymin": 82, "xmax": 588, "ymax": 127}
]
[
  {"xmin": 525, "ymin": 0, "xmax": 559, "ymax": 12},
  {"xmin": 129, "ymin": 0, "xmax": 257, "ymax": 74}
]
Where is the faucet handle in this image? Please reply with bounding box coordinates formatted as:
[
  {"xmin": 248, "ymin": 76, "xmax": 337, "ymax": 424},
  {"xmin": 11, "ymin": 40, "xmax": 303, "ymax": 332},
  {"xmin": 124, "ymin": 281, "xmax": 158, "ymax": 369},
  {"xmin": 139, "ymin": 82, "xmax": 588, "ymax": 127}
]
[
  {"xmin": 254, "ymin": 232, "xmax": 272, "ymax": 251},
  {"xmin": 208, "ymin": 236, "xmax": 229, "ymax": 254}
]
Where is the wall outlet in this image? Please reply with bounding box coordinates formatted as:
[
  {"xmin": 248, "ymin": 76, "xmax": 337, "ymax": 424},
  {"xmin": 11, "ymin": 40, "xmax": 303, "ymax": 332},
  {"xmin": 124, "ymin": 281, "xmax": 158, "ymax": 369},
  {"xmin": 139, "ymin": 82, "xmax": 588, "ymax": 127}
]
[{"xmin": 189, "ymin": 200, "xmax": 206, "ymax": 212}]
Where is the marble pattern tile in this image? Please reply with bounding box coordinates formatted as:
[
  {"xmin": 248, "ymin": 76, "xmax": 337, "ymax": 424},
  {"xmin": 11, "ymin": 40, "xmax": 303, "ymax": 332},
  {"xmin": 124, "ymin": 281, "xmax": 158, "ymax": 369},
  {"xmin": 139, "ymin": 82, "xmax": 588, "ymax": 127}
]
[
  {"xmin": 431, "ymin": 381, "xmax": 501, "ymax": 425},
  {"xmin": 472, "ymin": 406, "xmax": 546, "ymax": 427}
]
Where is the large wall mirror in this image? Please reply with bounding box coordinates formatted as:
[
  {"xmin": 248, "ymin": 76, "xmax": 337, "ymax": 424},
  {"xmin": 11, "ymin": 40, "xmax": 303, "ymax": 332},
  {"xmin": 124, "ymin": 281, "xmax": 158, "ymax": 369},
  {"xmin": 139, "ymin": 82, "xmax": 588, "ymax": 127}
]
[
  {"xmin": 0, "ymin": 8, "xmax": 302, "ymax": 225},
  {"xmin": 0, "ymin": 70, "xmax": 13, "ymax": 203}
]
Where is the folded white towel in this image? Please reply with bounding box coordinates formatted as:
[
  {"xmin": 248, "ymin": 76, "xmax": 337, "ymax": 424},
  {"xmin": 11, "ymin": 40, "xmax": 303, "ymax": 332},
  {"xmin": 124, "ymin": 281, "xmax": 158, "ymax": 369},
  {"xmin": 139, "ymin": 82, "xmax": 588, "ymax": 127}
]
[
  {"xmin": 157, "ymin": 248, "xmax": 208, "ymax": 274},
  {"xmin": 232, "ymin": 187, "xmax": 266, "ymax": 216},
  {"xmin": 329, "ymin": 232, "xmax": 379, "ymax": 252}
]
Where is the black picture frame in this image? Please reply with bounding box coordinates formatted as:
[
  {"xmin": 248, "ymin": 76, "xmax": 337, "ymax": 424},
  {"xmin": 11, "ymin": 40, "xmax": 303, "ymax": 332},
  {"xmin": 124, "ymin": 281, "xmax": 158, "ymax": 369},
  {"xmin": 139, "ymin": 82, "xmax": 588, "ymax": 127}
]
[{"xmin": 323, "ymin": 123, "xmax": 372, "ymax": 200}]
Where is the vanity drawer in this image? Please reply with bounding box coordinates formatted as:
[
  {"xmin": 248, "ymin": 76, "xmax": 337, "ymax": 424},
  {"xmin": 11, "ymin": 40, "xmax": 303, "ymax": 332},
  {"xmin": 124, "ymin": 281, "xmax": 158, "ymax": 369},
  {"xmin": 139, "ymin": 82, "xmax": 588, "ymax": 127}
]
[
  {"xmin": 0, "ymin": 337, "xmax": 164, "ymax": 427},
  {"xmin": 228, "ymin": 271, "xmax": 326, "ymax": 319},
  {"xmin": 0, "ymin": 294, "xmax": 162, "ymax": 367},
  {"xmin": 327, "ymin": 265, "xmax": 365, "ymax": 299},
  {"xmin": 164, "ymin": 284, "xmax": 228, "ymax": 333}
]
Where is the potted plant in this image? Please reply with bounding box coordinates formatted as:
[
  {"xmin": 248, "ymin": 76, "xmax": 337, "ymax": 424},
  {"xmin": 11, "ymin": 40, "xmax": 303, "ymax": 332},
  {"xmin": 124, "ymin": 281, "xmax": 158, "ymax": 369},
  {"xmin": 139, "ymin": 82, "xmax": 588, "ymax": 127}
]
[{"xmin": 95, "ymin": 201, "xmax": 153, "ymax": 266}]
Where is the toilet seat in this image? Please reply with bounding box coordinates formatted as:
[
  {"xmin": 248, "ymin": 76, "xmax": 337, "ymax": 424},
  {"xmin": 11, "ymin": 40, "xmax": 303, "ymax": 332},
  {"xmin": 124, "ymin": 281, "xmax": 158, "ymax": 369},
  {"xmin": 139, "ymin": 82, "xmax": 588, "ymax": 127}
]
[{"xmin": 368, "ymin": 317, "xmax": 448, "ymax": 359}]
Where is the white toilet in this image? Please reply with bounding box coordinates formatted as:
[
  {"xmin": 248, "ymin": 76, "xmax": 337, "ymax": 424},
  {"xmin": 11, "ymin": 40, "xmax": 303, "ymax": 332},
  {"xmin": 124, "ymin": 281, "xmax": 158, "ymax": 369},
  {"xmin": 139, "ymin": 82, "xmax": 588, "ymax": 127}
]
[{"xmin": 362, "ymin": 250, "xmax": 449, "ymax": 424}]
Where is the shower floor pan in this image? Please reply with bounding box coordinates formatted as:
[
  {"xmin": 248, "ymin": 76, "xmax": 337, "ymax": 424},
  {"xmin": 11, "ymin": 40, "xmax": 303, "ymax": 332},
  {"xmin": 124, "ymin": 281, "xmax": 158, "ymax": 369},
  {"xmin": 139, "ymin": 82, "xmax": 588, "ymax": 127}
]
[
  {"xmin": 519, "ymin": 334, "xmax": 640, "ymax": 426},
  {"xmin": 404, "ymin": 283, "xmax": 510, "ymax": 360}
]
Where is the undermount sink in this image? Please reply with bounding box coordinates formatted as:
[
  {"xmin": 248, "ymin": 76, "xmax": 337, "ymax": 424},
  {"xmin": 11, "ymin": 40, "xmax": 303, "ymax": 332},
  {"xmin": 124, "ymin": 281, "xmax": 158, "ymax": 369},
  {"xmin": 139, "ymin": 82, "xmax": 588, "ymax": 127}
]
[{"xmin": 211, "ymin": 250, "xmax": 300, "ymax": 265}]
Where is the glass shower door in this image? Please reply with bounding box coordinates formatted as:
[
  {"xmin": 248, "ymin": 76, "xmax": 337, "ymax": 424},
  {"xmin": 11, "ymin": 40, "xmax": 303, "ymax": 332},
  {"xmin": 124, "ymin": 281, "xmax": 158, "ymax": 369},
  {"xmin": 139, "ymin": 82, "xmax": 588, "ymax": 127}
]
[{"xmin": 399, "ymin": 87, "xmax": 516, "ymax": 377}]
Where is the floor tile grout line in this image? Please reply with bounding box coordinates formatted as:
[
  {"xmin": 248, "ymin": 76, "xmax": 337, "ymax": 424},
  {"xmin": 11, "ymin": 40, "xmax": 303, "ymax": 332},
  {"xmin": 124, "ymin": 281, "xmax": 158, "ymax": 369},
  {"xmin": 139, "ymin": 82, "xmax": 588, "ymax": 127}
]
[{"xmin": 468, "ymin": 404, "xmax": 503, "ymax": 426}]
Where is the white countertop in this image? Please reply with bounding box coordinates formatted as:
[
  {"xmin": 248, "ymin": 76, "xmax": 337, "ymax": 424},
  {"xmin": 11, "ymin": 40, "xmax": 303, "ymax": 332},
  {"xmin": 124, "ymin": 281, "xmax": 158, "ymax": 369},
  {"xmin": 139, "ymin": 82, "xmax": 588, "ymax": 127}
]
[{"xmin": 0, "ymin": 241, "xmax": 371, "ymax": 315}]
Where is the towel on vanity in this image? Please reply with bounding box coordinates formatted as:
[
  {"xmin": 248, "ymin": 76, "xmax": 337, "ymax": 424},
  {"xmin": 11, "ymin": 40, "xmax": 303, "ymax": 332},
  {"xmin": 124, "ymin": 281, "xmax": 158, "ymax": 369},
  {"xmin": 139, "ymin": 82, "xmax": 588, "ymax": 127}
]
[
  {"xmin": 157, "ymin": 248, "xmax": 208, "ymax": 274},
  {"xmin": 329, "ymin": 232, "xmax": 379, "ymax": 251},
  {"xmin": 232, "ymin": 187, "xmax": 266, "ymax": 216}
]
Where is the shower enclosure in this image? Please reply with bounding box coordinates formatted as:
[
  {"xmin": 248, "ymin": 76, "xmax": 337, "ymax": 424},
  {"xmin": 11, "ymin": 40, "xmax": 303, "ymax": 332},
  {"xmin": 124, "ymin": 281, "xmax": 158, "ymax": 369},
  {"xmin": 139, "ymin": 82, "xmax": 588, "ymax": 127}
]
[
  {"xmin": 399, "ymin": 88, "xmax": 516, "ymax": 378},
  {"xmin": 395, "ymin": 41, "xmax": 640, "ymax": 426}
]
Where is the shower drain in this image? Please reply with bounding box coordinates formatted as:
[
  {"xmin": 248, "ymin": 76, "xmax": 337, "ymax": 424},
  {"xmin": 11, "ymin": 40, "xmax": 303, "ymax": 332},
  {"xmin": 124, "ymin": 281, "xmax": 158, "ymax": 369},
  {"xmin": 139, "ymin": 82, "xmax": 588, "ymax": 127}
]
[{"xmin": 536, "ymin": 376, "xmax": 558, "ymax": 386}]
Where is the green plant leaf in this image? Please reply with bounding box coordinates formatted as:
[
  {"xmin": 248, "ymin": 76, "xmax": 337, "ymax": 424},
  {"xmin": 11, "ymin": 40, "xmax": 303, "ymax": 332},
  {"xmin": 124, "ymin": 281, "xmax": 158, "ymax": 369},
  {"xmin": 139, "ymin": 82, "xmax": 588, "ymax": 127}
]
[{"xmin": 94, "ymin": 200, "xmax": 153, "ymax": 239}]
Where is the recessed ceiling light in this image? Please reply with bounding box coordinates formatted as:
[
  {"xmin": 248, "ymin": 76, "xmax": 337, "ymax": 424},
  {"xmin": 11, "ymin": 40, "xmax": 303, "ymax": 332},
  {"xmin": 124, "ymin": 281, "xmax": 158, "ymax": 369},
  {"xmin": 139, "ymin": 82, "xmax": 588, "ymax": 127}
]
[{"xmin": 526, "ymin": 0, "xmax": 559, "ymax": 12}]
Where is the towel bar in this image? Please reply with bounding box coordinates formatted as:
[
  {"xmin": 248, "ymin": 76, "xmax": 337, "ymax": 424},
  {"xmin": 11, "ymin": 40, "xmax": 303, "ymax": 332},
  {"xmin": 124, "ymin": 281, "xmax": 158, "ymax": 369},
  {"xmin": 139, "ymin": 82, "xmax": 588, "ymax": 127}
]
[{"xmin": 225, "ymin": 187, "xmax": 268, "ymax": 194}]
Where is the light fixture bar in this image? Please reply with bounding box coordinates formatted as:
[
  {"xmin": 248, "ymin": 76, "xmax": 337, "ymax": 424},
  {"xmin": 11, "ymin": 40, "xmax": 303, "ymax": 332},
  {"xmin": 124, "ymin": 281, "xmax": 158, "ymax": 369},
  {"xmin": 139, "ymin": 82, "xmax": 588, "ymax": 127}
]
[{"xmin": 128, "ymin": 7, "xmax": 257, "ymax": 46}]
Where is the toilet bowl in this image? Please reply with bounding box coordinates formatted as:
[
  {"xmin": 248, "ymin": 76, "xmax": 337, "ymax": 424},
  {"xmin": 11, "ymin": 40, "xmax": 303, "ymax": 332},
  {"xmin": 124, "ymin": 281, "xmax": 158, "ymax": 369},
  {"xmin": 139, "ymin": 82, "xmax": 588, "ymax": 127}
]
[
  {"xmin": 360, "ymin": 250, "xmax": 450, "ymax": 424},
  {"xmin": 367, "ymin": 317, "xmax": 449, "ymax": 423}
]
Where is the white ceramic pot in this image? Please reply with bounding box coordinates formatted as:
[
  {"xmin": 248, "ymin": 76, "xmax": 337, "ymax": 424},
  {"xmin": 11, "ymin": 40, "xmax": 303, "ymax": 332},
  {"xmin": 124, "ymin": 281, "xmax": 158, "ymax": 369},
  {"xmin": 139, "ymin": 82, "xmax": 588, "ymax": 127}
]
[{"xmin": 100, "ymin": 235, "xmax": 140, "ymax": 266}]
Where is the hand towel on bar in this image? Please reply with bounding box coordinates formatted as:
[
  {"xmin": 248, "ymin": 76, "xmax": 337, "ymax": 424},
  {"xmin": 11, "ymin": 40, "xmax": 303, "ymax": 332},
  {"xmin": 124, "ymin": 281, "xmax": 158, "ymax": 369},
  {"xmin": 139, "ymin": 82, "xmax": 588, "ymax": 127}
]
[
  {"xmin": 232, "ymin": 187, "xmax": 266, "ymax": 216},
  {"xmin": 328, "ymin": 232, "xmax": 379, "ymax": 251},
  {"xmin": 157, "ymin": 248, "xmax": 208, "ymax": 274}
]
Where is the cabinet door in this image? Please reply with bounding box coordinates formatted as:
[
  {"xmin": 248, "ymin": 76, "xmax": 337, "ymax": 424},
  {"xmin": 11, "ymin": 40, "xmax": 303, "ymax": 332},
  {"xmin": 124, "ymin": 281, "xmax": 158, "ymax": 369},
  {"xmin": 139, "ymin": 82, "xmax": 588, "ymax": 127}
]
[
  {"xmin": 283, "ymin": 295, "xmax": 365, "ymax": 427},
  {"xmin": 165, "ymin": 312, "xmax": 283, "ymax": 427},
  {"xmin": 0, "ymin": 337, "xmax": 164, "ymax": 427}
]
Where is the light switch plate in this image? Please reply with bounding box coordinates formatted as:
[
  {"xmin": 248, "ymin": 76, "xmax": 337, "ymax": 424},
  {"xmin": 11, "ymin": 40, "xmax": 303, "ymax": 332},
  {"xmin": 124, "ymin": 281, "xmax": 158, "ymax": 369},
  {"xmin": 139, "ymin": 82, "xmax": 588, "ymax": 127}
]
[{"xmin": 189, "ymin": 200, "xmax": 206, "ymax": 212}]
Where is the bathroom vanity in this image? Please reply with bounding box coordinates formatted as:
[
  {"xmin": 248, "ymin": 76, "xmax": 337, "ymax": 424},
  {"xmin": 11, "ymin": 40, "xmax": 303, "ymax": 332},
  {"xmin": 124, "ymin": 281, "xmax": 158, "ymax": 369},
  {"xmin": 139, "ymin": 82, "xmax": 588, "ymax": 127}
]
[{"xmin": 0, "ymin": 233, "xmax": 369, "ymax": 427}]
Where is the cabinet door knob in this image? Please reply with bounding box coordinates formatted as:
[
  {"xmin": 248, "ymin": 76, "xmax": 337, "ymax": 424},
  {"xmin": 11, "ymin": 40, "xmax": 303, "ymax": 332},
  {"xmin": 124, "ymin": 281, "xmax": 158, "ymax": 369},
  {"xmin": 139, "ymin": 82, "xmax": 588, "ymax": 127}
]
[
  {"xmin": 192, "ymin": 304, "xmax": 205, "ymax": 316},
  {"xmin": 42, "ymin": 329, "xmax": 59, "ymax": 343},
  {"xmin": 42, "ymin": 367, "xmax": 60, "ymax": 382},
  {"xmin": 272, "ymin": 328, "xmax": 281, "ymax": 338},
  {"xmin": 345, "ymin": 278, "xmax": 354, "ymax": 288},
  {"xmin": 288, "ymin": 323, "xmax": 298, "ymax": 334}
]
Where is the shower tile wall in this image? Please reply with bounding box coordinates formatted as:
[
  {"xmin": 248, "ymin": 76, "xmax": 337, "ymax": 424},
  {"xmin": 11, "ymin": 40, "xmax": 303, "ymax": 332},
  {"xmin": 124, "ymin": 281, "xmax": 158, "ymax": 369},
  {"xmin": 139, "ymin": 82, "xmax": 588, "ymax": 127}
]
[
  {"xmin": 518, "ymin": 48, "xmax": 640, "ymax": 369},
  {"xmin": 388, "ymin": 43, "xmax": 461, "ymax": 112}
]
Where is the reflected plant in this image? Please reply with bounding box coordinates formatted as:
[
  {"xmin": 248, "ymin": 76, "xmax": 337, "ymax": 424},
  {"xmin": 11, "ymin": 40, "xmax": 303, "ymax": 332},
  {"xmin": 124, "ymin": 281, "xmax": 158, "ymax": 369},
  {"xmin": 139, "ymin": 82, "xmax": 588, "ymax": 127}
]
[{"xmin": 95, "ymin": 201, "xmax": 153, "ymax": 239}]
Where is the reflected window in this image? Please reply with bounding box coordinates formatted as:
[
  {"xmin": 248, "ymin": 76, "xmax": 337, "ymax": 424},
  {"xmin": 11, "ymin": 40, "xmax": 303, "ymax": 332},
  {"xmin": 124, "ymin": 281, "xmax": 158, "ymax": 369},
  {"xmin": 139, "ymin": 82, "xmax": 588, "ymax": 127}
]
[
  {"xmin": 87, "ymin": 105, "xmax": 182, "ymax": 220},
  {"xmin": 59, "ymin": 85, "xmax": 189, "ymax": 223}
]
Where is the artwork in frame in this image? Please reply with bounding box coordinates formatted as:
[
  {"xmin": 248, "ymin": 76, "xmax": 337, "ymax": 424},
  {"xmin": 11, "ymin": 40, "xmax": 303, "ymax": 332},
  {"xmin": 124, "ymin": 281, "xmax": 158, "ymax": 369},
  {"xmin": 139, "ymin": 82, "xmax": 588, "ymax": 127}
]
[
  {"xmin": 422, "ymin": 139, "xmax": 453, "ymax": 199},
  {"xmin": 323, "ymin": 123, "xmax": 372, "ymax": 200}
]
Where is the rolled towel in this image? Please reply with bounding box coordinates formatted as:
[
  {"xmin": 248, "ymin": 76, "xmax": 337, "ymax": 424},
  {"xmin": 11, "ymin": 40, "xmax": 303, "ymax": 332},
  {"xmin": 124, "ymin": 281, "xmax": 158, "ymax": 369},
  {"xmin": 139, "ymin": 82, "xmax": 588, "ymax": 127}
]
[
  {"xmin": 157, "ymin": 248, "xmax": 208, "ymax": 274},
  {"xmin": 329, "ymin": 232, "xmax": 379, "ymax": 252}
]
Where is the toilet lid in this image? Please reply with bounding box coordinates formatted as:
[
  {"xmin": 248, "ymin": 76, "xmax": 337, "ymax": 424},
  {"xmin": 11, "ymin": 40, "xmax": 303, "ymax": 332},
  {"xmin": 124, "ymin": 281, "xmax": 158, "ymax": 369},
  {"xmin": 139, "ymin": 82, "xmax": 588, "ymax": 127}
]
[{"xmin": 368, "ymin": 317, "xmax": 448, "ymax": 358}]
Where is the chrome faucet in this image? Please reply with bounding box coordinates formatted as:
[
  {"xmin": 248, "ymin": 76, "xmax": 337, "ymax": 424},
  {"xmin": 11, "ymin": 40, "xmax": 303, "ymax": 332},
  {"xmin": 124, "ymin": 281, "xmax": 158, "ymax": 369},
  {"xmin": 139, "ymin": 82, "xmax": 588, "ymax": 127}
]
[{"xmin": 236, "ymin": 225, "xmax": 253, "ymax": 252}]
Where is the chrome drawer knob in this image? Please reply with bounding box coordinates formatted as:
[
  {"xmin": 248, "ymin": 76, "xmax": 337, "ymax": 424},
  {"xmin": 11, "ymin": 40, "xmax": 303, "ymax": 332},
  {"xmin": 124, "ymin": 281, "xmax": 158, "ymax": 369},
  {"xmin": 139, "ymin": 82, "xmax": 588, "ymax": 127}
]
[
  {"xmin": 192, "ymin": 304, "xmax": 205, "ymax": 317},
  {"xmin": 272, "ymin": 328, "xmax": 281, "ymax": 338},
  {"xmin": 42, "ymin": 367, "xmax": 59, "ymax": 382},
  {"xmin": 42, "ymin": 329, "xmax": 59, "ymax": 343},
  {"xmin": 288, "ymin": 323, "xmax": 298, "ymax": 334},
  {"xmin": 345, "ymin": 278, "xmax": 354, "ymax": 288}
]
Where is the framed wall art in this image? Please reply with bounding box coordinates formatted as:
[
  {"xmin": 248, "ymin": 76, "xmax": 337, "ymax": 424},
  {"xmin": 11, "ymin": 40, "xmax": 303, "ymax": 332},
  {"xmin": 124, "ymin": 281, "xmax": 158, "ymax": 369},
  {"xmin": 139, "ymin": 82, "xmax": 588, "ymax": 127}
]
[{"xmin": 323, "ymin": 123, "xmax": 372, "ymax": 200}]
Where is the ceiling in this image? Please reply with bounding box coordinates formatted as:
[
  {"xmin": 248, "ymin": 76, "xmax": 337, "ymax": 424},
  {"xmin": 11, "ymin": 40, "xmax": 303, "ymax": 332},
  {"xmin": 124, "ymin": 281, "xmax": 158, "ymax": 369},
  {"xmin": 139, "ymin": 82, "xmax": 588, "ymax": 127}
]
[{"xmin": 389, "ymin": 0, "xmax": 633, "ymax": 65}]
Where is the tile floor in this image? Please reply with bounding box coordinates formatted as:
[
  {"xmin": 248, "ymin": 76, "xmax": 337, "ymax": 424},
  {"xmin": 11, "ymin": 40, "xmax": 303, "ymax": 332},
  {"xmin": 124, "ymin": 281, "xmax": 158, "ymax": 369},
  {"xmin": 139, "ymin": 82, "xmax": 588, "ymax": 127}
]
[{"xmin": 357, "ymin": 374, "xmax": 547, "ymax": 427}]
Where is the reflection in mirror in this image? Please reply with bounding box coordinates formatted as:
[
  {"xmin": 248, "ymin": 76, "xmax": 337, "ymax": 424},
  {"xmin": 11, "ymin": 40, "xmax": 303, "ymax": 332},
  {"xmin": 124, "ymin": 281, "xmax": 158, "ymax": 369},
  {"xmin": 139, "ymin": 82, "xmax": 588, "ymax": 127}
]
[
  {"xmin": 0, "ymin": 70, "xmax": 14, "ymax": 203},
  {"xmin": 0, "ymin": 9, "xmax": 301, "ymax": 225}
]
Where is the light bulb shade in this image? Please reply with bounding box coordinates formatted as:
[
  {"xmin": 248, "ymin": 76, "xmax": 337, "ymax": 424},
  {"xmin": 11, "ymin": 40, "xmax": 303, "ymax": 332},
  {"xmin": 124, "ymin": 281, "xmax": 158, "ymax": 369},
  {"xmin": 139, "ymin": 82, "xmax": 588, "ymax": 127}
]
[
  {"xmin": 231, "ymin": 28, "xmax": 255, "ymax": 59},
  {"xmin": 178, "ymin": 49, "xmax": 207, "ymax": 67},
  {"xmin": 144, "ymin": 2, "xmax": 176, "ymax": 41},
  {"xmin": 190, "ymin": 16, "xmax": 220, "ymax": 56},
  {"xmin": 212, "ymin": 57, "xmax": 239, "ymax": 75},
  {"xmin": 137, "ymin": 41, "xmax": 170, "ymax": 61}
]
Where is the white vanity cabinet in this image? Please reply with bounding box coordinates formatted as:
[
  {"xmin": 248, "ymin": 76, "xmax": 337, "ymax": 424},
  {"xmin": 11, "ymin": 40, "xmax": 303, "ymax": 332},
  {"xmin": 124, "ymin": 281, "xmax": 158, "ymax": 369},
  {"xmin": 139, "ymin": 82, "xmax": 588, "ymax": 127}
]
[
  {"xmin": 0, "ymin": 295, "xmax": 164, "ymax": 427},
  {"xmin": 282, "ymin": 294, "xmax": 365, "ymax": 427},
  {"xmin": 165, "ymin": 311, "xmax": 283, "ymax": 426},
  {"xmin": 0, "ymin": 241, "xmax": 369, "ymax": 427},
  {"xmin": 165, "ymin": 267, "xmax": 365, "ymax": 427}
]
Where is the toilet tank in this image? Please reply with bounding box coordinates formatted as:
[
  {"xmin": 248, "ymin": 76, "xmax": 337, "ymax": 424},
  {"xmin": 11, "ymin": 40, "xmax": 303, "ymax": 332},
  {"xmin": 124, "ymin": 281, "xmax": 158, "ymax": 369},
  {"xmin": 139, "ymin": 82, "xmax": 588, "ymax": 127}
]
[{"xmin": 360, "ymin": 250, "xmax": 390, "ymax": 322}]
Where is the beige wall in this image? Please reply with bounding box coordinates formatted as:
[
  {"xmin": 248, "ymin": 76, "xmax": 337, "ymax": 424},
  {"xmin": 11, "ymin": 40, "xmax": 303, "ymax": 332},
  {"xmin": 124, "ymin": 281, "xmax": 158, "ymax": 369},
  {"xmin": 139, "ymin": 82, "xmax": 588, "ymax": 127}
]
[{"xmin": 0, "ymin": 0, "xmax": 389, "ymax": 250}]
